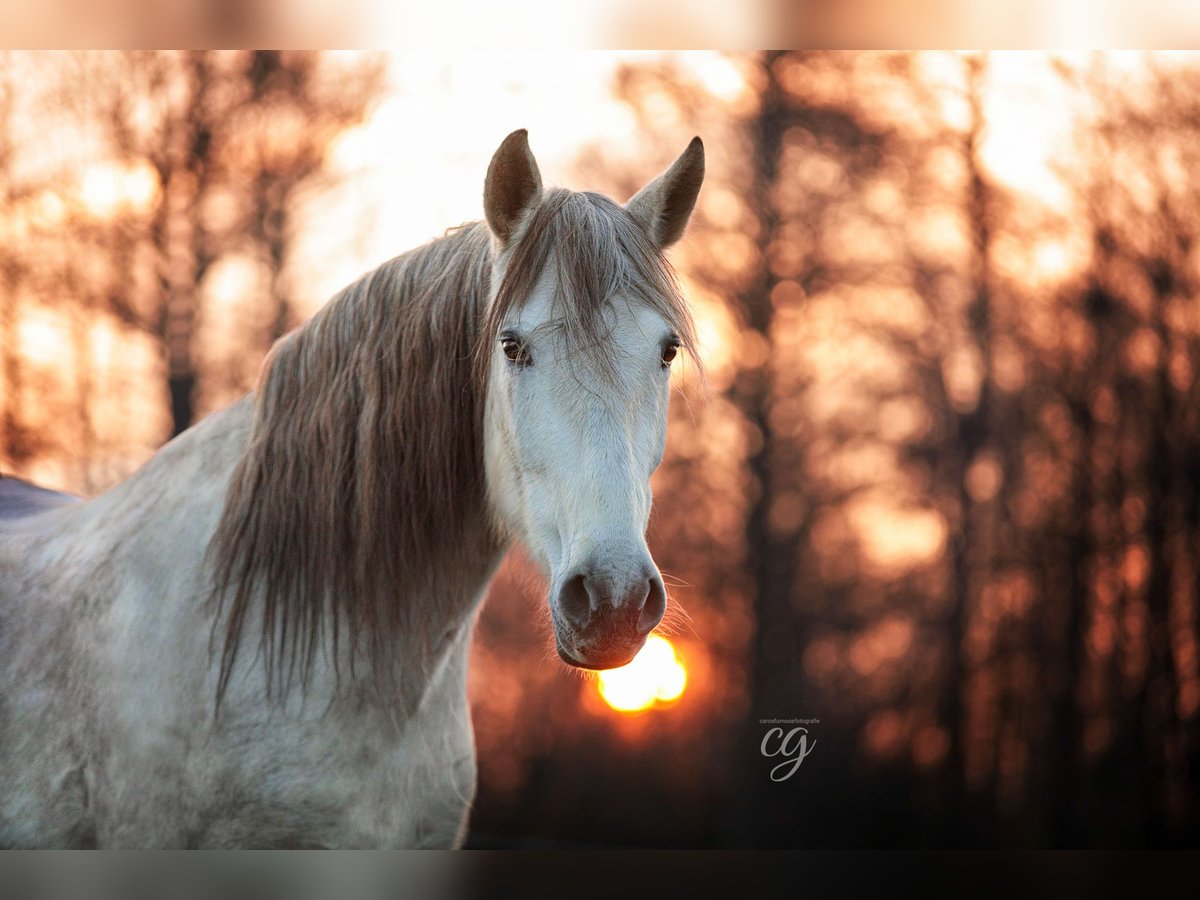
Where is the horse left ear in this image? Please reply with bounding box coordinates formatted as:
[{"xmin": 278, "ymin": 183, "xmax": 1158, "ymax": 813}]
[
  {"xmin": 625, "ymin": 136, "xmax": 705, "ymax": 249},
  {"xmin": 484, "ymin": 129, "xmax": 543, "ymax": 249}
]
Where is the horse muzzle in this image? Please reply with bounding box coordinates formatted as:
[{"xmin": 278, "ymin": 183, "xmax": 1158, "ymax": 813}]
[{"xmin": 550, "ymin": 562, "xmax": 666, "ymax": 670}]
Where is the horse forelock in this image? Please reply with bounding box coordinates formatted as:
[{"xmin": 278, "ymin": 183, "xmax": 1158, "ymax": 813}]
[
  {"xmin": 481, "ymin": 189, "xmax": 700, "ymax": 385},
  {"xmin": 209, "ymin": 187, "xmax": 698, "ymax": 709}
]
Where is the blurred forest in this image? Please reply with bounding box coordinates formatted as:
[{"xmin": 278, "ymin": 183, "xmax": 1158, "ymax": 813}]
[
  {"xmin": 3, "ymin": 51, "xmax": 1200, "ymax": 848},
  {"xmin": 0, "ymin": 51, "xmax": 384, "ymax": 487}
]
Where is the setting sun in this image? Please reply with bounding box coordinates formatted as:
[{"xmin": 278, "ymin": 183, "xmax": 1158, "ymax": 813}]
[{"xmin": 596, "ymin": 634, "xmax": 688, "ymax": 713}]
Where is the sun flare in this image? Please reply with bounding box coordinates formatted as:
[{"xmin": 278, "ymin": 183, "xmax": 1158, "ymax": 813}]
[{"xmin": 596, "ymin": 634, "xmax": 688, "ymax": 713}]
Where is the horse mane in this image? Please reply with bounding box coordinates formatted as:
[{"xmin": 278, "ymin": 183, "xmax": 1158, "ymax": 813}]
[{"xmin": 208, "ymin": 188, "xmax": 698, "ymax": 707}]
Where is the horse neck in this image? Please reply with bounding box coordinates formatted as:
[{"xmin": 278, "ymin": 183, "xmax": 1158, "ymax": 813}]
[
  {"xmin": 206, "ymin": 238, "xmax": 507, "ymax": 708},
  {"xmin": 95, "ymin": 384, "xmax": 499, "ymax": 712}
]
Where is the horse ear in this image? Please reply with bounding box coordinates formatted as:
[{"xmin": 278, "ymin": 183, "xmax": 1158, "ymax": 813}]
[
  {"xmin": 625, "ymin": 136, "xmax": 705, "ymax": 249},
  {"xmin": 484, "ymin": 129, "xmax": 543, "ymax": 248}
]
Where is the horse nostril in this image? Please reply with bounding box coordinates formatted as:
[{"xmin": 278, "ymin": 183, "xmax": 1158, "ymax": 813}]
[
  {"xmin": 557, "ymin": 569, "xmax": 666, "ymax": 636},
  {"xmin": 638, "ymin": 575, "xmax": 666, "ymax": 635},
  {"xmin": 557, "ymin": 572, "xmax": 593, "ymax": 629}
]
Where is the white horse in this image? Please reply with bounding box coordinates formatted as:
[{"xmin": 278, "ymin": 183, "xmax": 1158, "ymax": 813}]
[{"xmin": 0, "ymin": 130, "xmax": 704, "ymax": 848}]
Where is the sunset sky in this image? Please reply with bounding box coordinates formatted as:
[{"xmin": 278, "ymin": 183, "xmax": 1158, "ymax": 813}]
[{"xmin": 283, "ymin": 51, "xmax": 1096, "ymax": 320}]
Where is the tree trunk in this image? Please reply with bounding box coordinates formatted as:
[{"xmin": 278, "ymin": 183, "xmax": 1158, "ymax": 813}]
[
  {"xmin": 939, "ymin": 52, "xmax": 994, "ymax": 844},
  {"xmin": 734, "ymin": 50, "xmax": 808, "ymax": 847},
  {"xmin": 1138, "ymin": 274, "xmax": 1182, "ymax": 844}
]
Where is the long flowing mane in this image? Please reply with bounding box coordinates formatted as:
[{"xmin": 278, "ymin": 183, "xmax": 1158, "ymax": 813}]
[{"xmin": 209, "ymin": 188, "xmax": 698, "ymax": 706}]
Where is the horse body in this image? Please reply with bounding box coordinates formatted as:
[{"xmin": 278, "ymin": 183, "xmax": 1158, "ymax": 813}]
[
  {"xmin": 0, "ymin": 130, "xmax": 704, "ymax": 847},
  {"xmin": 1, "ymin": 400, "xmax": 492, "ymax": 847}
]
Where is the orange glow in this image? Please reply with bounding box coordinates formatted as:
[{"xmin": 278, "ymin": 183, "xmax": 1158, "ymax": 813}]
[
  {"xmin": 596, "ymin": 634, "xmax": 687, "ymax": 713},
  {"xmin": 78, "ymin": 161, "xmax": 160, "ymax": 218}
]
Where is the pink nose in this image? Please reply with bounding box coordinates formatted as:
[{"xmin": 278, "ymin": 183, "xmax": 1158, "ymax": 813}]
[{"xmin": 553, "ymin": 566, "xmax": 666, "ymax": 669}]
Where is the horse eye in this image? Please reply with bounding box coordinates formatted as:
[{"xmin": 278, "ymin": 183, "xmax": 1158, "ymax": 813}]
[
  {"xmin": 661, "ymin": 342, "xmax": 680, "ymax": 367},
  {"xmin": 501, "ymin": 336, "xmax": 531, "ymax": 366}
]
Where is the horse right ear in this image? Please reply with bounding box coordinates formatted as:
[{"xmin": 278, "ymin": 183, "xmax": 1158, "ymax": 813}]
[{"xmin": 484, "ymin": 129, "xmax": 543, "ymax": 249}]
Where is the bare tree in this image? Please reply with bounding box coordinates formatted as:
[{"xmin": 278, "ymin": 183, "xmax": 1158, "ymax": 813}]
[{"xmin": 66, "ymin": 51, "xmax": 382, "ymax": 438}]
